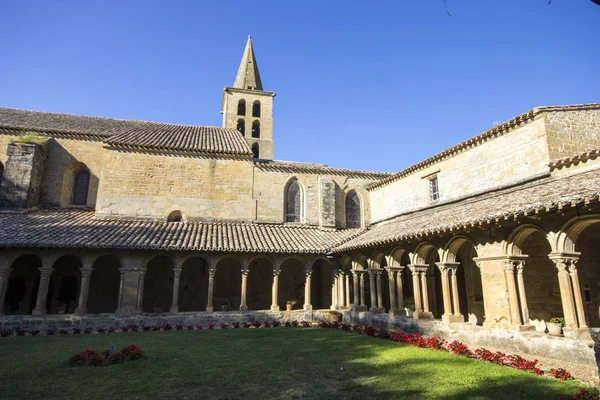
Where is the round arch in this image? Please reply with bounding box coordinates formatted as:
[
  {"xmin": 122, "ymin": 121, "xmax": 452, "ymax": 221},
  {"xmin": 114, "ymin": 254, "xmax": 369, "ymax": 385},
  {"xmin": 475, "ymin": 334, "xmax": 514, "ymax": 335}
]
[
  {"xmin": 88, "ymin": 254, "xmax": 121, "ymax": 314},
  {"xmin": 504, "ymin": 223, "xmax": 549, "ymax": 256},
  {"xmin": 283, "ymin": 177, "xmax": 305, "ymax": 223},
  {"xmin": 344, "ymin": 190, "xmax": 363, "ymax": 228},
  {"xmin": 553, "ymin": 215, "xmax": 600, "ymax": 254}
]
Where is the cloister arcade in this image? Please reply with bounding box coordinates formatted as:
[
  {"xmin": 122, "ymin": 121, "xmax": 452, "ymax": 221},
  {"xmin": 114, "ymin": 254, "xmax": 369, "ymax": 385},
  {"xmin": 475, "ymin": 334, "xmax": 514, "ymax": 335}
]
[{"xmin": 0, "ymin": 215, "xmax": 598, "ymax": 340}]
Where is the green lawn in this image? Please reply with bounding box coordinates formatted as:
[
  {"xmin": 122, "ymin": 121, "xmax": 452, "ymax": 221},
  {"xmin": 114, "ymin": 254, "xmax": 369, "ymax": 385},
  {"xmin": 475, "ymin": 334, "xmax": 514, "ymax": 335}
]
[{"xmin": 0, "ymin": 327, "xmax": 585, "ymax": 399}]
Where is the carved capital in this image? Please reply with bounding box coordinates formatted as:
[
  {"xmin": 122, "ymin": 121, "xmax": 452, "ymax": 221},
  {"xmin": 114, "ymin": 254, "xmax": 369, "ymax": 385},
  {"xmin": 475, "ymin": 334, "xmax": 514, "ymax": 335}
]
[
  {"xmin": 208, "ymin": 267, "xmax": 217, "ymax": 279},
  {"xmin": 173, "ymin": 267, "xmax": 183, "ymax": 279},
  {"xmin": 305, "ymin": 269, "xmax": 313, "ymax": 278},
  {"xmin": 80, "ymin": 267, "xmax": 93, "ymax": 278}
]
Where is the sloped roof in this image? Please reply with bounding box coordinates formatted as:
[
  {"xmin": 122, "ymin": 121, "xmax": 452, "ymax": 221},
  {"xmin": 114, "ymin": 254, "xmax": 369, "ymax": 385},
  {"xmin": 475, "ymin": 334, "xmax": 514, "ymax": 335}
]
[
  {"xmin": 255, "ymin": 160, "xmax": 392, "ymax": 180},
  {"xmin": 367, "ymin": 104, "xmax": 600, "ymax": 191},
  {"xmin": 0, "ymin": 107, "xmax": 253, "ymax": 156},
  {"xmin": 0, "ymin": 209, "xmax": 364, "ymax": 254},
  {"xmin": 233, "ymin": 36, "xmax": 263, "ymax": 91},
  {"xmin": 335, "ymin": 168, "xmax": 600, "ymax": 252}
]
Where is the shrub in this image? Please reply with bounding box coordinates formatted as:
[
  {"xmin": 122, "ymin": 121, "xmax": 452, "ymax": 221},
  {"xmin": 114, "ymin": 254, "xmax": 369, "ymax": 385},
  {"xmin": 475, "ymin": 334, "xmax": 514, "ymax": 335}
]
[
  {"xmin": 548, "ymin": 368, "xmax": 574, "ymax": 381},
  {"xmin": 162, "ymin": 324, "xmax": 172, "ymax": 331},
  {"xmin": 83, "ymin": 328, "xmax": 93, "ymax": 334},
  {"xmin": 96, "ymin": 328, "xmax": 106, "ymax": 334},
  {"xmin": 16, "ymin": 330, "xmax": 27, "ymax": 337},
  {"xmin": 70, "ymin": 349, "xmax": 103, "ymax": 367},
  {"xmin": 47, "ymin": 329, "xmax": 56, "ymax": 336},
  {"xmin": 30, "ymin": 330, "xmax": 41, "ymax": 336},
  {"xmin": 232, "ymin": 322, "xmax": 241, "ymax": 329},
  {"xmin": 219, "ymin": 323, "xmax": 229, "ymax": 329},
  {"xmin": 251, "ymin": 321, "xmax": 261, "ymax": 328},
  {"xmin": 121, "ymin": 344, "xmax": 144, "ymax": 360},
  {"xmin": 71, "ymin": 344, "xmax": 144, "ymax": 367},
  {"xmin": 447, "ymin": 340, "xmax": 473, "ymax": 357},
  {"xmin": 291, "ymin": 320, "xmax": 299, "ymax": 327},
  {"xmin": 15, "ymin": 132, "xmax": 46, "ymax": 145},
  {"xmin": 129, "ymin": 325, "xmax": 139, "ymax": 332},
  {"xmin": 561, "ymin": 388, "xmax": 600, "ymax": 400},
  {"xmin": 185, "ymin": 325, "xmax": 195, "ymax": 330},
  {"xmin": 142, "ymin": 326, "xmax": 152, "ymax": 331},
  {"xmin": 272, "ymin": 321, "xmax": 281, "ymax": 327},
  {"xmin": 300, "ymin": 321, "xmax": 311, "ymax": 327},
  {"xmin": 284, "ymin": 321, "xmax": 292, "ymax": 327},
  {"xmin": 175, "ymin": 325, "xmax": 184, "ymax": 331},
  {"xmin": 208, "ymin": 324, "xmax": 215, "ymax": 330}
]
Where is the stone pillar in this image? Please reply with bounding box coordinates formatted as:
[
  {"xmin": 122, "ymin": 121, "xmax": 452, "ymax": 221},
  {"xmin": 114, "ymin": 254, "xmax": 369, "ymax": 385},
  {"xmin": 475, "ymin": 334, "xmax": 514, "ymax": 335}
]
[
  {"xmin": 375, "ymin": 271, "xmax": 384, "ymax": 311},
  {"xmin": 74, "ymin": 256, "xmax": 95, "ymax": 316},
  {"xmin": 352, "ymin": 271, "xmax": 360, "ymax": 310},
  {"xmin": 359, "ymin": 273, "xmax": 366, "ymax": 307},
  {"xmin": 32, "ymin": 257, "xmax": 54, "ymax": 316},
  {"xmin": 338, "ymin": 272, "xmax": 345, "ymax": 307},
  {"xmin": 551, "ymin": 257, "xmax": 578, "ymax": 329},
  {"xmin": 436, "ymin": 263, "xmax": 453, "ymax": 320},
  {"xmin": 395, "ymin": 269, "xmax": 404, "ymax": 310},
  {"xmin": 420, "ymin": 271, "xmax": 430, "ymax": 313},
  {"xmin": 117, "ymin": 268, "xmax": 126, "ymax": 312},
  {"xmin": 330, "ymin": 272, "xmax": 338, "ymax": 310},
  {"xmin": 271, "ymin": 269, "xmax": 280, "ymax": 311},
  {"xmin": 568, "ymin": 261, "xmax": 587, "ymax": 328},
  {"xmin": 303, "ymin": 269, "xmax": 312, "ymax": 311},
  {"xmin": 240, "ymin": 268, "xmax": 249, "ymax": 311},
  {"xmin": 369, "ymin": 270, "xmax": 377, "ymax": 313},
  {"xmin": 450, "ymin": 267, "xmax": 461, "ymax": 317},
  {"xmin": 206, "ymin": 266, "xmax": 216, "ymax": 312},
  {"xmin": 170, "ymin": 267, "xmax": 183, "ymax": 313},
  {"xmin": 135, "ymin": 268, "xmax": 146, "ymax": 312},
  {"xmin": 386, "ymin": 268, "xmax": 397, "ymax": 314},
  {"xmin": 503, "ymin": 261, "xmax": 522, "ymax": 326},
  {"xmin": 345, "ymin": 274, "xmax": 351, "ymax": 307},
  {"xmin": 409, "ymin": 266, "xmax": 423, "ymax": 314},
  {"xmin": 515, "ymin": 261, "xmax": 529, "ymax": 324},
  {"xmin": 0, "ymin": 262, "xmax": 13, "ymax": 315},
  {"xmin": 116, "ymin": 255, "xmax": 147, "ymax": 315}
]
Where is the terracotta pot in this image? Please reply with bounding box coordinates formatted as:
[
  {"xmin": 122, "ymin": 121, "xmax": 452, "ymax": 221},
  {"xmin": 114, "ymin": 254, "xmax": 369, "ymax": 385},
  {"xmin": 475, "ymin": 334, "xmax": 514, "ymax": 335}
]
[
  {"xmin": 286, "ymin": 304, "xmax": 293, "ymax": 311},
  {"xmin": 547, "ymin": 322, "xmax": 563, "ymax": 336},
  {"xmin": 330, "ymin": 313, "xmax": 342, "ymax": 323}
]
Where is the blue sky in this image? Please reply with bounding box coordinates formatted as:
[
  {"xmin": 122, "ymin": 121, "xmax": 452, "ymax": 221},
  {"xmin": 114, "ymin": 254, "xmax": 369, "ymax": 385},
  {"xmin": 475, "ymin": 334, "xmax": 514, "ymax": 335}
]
[{"xmin": 1, "ymin": 1, "xmax": 598, "ymax": 172}]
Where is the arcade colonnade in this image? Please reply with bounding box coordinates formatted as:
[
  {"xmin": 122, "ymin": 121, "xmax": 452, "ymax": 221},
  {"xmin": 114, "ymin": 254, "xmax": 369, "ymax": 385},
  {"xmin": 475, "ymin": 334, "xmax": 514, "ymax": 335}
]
[{"xmin": 1, "ymin": 215, "xmax": 599, "ymax": 338}]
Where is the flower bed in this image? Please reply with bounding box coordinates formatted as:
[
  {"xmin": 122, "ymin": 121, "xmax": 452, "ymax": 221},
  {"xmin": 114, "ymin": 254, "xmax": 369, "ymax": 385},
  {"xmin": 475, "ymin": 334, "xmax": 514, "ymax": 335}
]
[{"xmin": 70, "ymin": 344, "xmax": 144, "ymax": 367}]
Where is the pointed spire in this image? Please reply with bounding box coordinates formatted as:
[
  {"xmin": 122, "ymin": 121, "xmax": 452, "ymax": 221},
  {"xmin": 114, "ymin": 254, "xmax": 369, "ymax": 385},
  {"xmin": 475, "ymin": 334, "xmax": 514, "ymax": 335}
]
[{"xmin": 233, "ymin": 35, "xmax": 263, "ymax": 91}]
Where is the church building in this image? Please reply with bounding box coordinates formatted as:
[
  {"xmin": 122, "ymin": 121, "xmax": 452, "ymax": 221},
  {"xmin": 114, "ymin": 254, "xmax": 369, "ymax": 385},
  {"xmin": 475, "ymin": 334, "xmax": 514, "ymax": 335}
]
[{"xmin": 1, "ymin": 37, "xmax": 599, "ymax": 378}]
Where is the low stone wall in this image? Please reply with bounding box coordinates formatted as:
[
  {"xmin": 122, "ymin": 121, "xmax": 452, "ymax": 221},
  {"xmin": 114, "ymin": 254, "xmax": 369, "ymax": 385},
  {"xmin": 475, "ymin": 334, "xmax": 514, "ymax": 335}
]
[
  {"xmin": 345, "ymin": 311, "xmax": 600, "ymax": 384},
  {"xmin": 0, "ymin": 310, "xmax": 332, "ymax": 331}
]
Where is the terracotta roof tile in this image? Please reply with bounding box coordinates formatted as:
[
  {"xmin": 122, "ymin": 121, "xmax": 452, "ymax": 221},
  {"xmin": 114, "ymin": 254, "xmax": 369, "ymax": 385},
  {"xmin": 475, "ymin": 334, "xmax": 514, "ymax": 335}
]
[
  {"xmin": 255, "ymin": 160, "xmax": 392, "ymax": 180},
  {"xmin": 0, "ymin": 210, "xmax": 364, "ymax": 254},
  {"xmin": 336, "ymin": 168, "xmax": 600, "ymax": 252}
]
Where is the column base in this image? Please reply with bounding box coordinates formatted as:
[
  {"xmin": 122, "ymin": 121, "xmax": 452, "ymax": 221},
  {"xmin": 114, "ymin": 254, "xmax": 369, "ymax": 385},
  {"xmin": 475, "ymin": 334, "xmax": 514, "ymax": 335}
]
[
  {"xmin": 564, "ymin": 327, "xmax": 593, "ymax": 341},
  {"xmin": 442, "ymin": 314, "xmax": 464, "ymax": 324},
  {"xmin": 31, "ymin": 309, "xmax": 46, "ymax": 316},
  {"xmin": 388, "ymin": 309, "xmax": 403, "ymax": 317},
  {"xmin": 303, "ymin": 304, "xmax": 313, "ymax": 311},
  {"xmin": 270, "ymin": 305, "xmax": 280, "ymax": 312},
  {"xmin": 74, "ymin": 307, "xmax": 86, "ymax": 316},
  {"xmin": 369, "ymin": 306, "xmax": 380, "ymax": 313},
  {"xmin": 413, "ymin": 311, "xmax": 433, "ymax": 319},
  {"xmin": 351, "ymin": 305, "xmax": 368, "ymax": 312},
  {"xmin": 240, "ymin": 305, "xmax": 248, "ymax": 311},
  {"xmin": 206, "ymin": 306, "xmax": 214, "ymax": 312},
  {"xmin": 169, "ymin": 306, "xmax": 179, "ymax": 314}
]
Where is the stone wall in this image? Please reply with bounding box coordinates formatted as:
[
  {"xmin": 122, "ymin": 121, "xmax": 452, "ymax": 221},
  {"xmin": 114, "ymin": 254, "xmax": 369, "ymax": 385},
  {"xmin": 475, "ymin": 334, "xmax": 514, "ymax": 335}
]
[
  {"xmin": 253, "ymin": 168, "xmax": 373, "ymax": 226},
  {"xmin": 369, "ymin": 118, "xmax": 551, "ymax": 223},
  {"xmin": 545, "ymin": 109, "xmax": 600, "ymax": 160},
  {"xmin": 94, "ymin": 148, "xmax": 256, "ymax": 221},
  {"xmin": 0, "ymin": 142, "xmax": 46, "ymax": 209}
]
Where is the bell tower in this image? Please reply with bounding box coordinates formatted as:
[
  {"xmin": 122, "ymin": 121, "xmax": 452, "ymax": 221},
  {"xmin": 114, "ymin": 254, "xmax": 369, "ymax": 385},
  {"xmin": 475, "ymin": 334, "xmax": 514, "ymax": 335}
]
[{"xmin": 221, "ymin": 36, "xmax": 276, "ymax": 160}]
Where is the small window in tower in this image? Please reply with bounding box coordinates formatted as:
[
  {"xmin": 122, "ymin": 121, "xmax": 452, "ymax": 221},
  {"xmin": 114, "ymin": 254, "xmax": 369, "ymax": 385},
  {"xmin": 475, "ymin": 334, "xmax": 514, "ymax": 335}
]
[
  {"xmin": 168, "ymin": 210, "xmax": 183, "ymax": 223},
  {"xmin": 429, "ymin": 176, "xmax": 439, "ymax": 202},
  {"xmin": 247, "ymin": 86, "xmax": 252, "ymax": 89},
  {"xmin": 237, "ymin": 119, "xmax": 245, "ymax": 136},
  {"xmin": 252, "ymin": 101, "xmax": 261, "ymax": 118},
  {"xmin": 252, "ymin": 143, "xmax": 260, "ymax": 159},
  {"xmin": 252, "ymin": 121, "xmax": 260, "ymax": 138},
  {"xmin": 237, "ymin": 100, "xmax": 246, "ymax": 116}
]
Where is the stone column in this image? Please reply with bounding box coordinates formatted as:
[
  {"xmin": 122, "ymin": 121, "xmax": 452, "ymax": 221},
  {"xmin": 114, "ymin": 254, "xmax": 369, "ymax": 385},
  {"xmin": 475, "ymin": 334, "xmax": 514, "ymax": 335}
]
[
  {"xmin": 170, "ymin": 267, "xmax": 183, "ymax": 314},
  {"xmin": 395, "ymin": 269, "xmax": 404, "ymax": 310},
  {"xmin": 369, "ymin": 270, "xmax": 377, "ymax": 313},
  {"xmin": 271, "ymin": 269, "xmax": 280, "ymax": 311},
  {"xmin": 375, "ymin": 271, "xmax": 384, "ymax": 311},
  {"xmin": 409, "ymin": 266, "xmax": 423, "ymax": 313},
  {"xmin": 345, "ymin": 274, "xmax": 351, "ymax": 307},
  {"xmin": 330, "ymin": 272, "xmax": 338, "ymax": 310},
  {"xmin": 135, "ymin": 268, "xmax": 146, "ymax": 312},
  {"xmin": 551, "ymin": 257, "xmax": 578, "ymax": 328},
  {"xmin": 436, "ymin": 264, "xmax": 452, "ymax": 318},
  {"xmin": 420, "ymin": 271, "xmax": 430, "ymax": 313},
  {"xmin": 359, "ymin": 273, "xmax": 366, "ymax": 307},
  {"xmin": 515, "ymin": 261, "xmax": 529, "ymax": 324},
  {"xmin": 386, "ymin": 268, "xmax": 397, "ymax": 314},
  {"xmin": 338, "ymin": 272, "xmax": 345, "ymax": 307},
  {"xmin": 74, "ymin": 256, "xmax": 95, "ymax": 316},
  {"xmin": 568, "ymin": 261, "xmax": 587, "ymax": 328},
  {"xmin": 206, "ymin": 267, "xmax": 216, "ymax": 312},
  {"xmin": 352, "ymin": 271, "xmax": 360, "ymax": 310},
  {"xmin": 450, "ymin": 267, "xmax": 461, "ymax": 316},
  {"xmin": 0, "ymin": 264, "xmax": 13, "ymax": 315},
  {"xmin": 304, "ymin": 269, "xmax": 312, "ymax": 311},
  {"xmin": 503, "ymin": 261, "xmax": 522, "ymax": 325},
  {"xmin": 117, "ymin": 268, "xmax": 125, "ymax": 312},
  {"xmin": 240, "ymin": 268, "xmax": 249, "ymax": 311},
  {"xmin": 32, "ymin": 258, "xmax": 54, "ymax": 316}
]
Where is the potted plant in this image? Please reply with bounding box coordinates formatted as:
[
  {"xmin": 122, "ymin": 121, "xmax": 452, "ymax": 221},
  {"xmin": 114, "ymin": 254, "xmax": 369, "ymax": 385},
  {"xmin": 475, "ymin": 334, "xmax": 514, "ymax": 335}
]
[
  {"xmin": 286, "ymin": 300, "xmax": 297, "ymax": 312},
  {"xmin": 329, "ymin": 310, "xmax": 342, "ymax": 323},
  {"xmin": 547, "ymin": 317, "xmax": 564, "ymax": 336}
]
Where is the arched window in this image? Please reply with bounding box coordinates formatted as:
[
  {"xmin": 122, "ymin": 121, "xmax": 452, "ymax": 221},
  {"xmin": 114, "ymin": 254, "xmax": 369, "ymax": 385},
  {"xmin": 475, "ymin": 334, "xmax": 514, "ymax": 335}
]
[
  {"xmin": 345, "ymin": 191, "xmax": 362, "ymax": 228},
  {"xmin": 252, "ymin": 121, "xmax": 260, "ymax": 138},
  {"xmin": 237, "ymin": 119, "xmax": 245, "ymax": 136},
  {"xmin": 237, "ymin": 100, "xmax": 246, "ymax": 116},
  {"xmin": 72, "ymin": 170, "xmax": 90, "ymax": 206},
  {"xmin": 285, "ymin": 179, "xmax": 302, "ymax": 223},
  {"xmin": 252, "ymin": 143, "xmax": 260, "ymax": 159},
  {"xmin": 252, "ymin": 101, "xmax": 261, "ymax": 118},
  {"xmin": 167, "ymin": 210, "xmax": 183, "ymax": 222}
]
